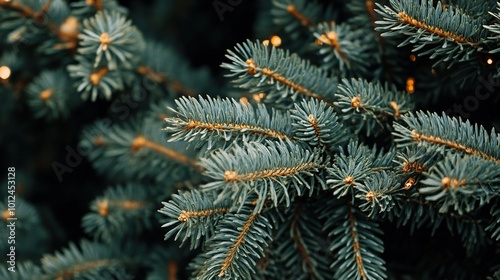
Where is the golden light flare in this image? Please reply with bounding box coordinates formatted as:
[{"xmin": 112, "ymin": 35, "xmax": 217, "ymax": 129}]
[
  {"xmin": 0, "ymin": 66, "xmax": 12, "ymax": 80},
  {"xmin": 252, "ymin": 93, "xmax": 265, "ymax": 103},
  {"xmin": 406, "ymin": 77, "xmax": 415, "ymax": 94},
  {"xmin": 270, "ymin": 35, "xmax": 282, "ymax": 47},
  {"xmin": 263, "ymin": 36, "xmax": 282, "ymax": 47},
  {"xmin": 487, "ymin": 58, "xmax": 494, "ymax": 65}
]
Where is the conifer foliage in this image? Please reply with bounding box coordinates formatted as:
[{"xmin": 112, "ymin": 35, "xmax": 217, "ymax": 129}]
[{"xmin": 1, "ymin": 0, "xmax": 500, "ymax": 279}]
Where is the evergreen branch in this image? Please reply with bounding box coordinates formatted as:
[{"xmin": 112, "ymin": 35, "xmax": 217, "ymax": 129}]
[
  {"xmin": 393, "ymin": 111, "xmax": 500, "ymax": 164},
  {"xmin": 394, "ymin": 146, "xmax": 441, "ymax": 192},
  {"xmin": 419, "ymin": 154, "xmax": 500, "ymax": 214},
  {"xmin": 286, "ymin": 4, "xmax": 312, "ymax": 27},
  {"xmin": 38, "ymin": 0, "xmax": 51, "ymax": 20},
  {"xmin": 356, "ymin": 171, "xmax": 403, "ymax": 217},
  {"xmin": 347, "ymin": 205, "xmax": 368, "ymax": 280},
  {"xmin": 138, "ymin": 40, "xmax": 213, "ymax": 99},
  {"xmin": 346, "ymin": 1, "xmax": 411, "ymax": 84},
  {"xmin": 183, "ymin": 119, "xmax": 287, "ymax": 140},
  {"xmin": 290, "ymin": 98, "xmax": 349, "ymax": 150},
  {"xmin": 327, "ymin": 141, "xmax": 396, "ymax": 197},
  {"xmin": 396, "ymin": 12, "xmax": 474, "ymax": 44},
  {"xmin": 159, "ymin": 190, "xmax": 231, "ymax": 249},
  {"xmin": 0, "ymin": 0, "xmax": 77, "ymax": 46},
  {"xmin": 285, "ymin": 202, "xmax": 331, "ymax": 279},
  {"xmin": 26, "ymin": 69, "xmax": 76, "ymax": 120},
  {"xmin": 372, "ymin": 146, "xmax": 398, "ymax": 172},
  {"xmin": 131, "ymin": 134, "xmax": 199, "ymax": 169},
  {"xmin": 201, "ymin": 141, "xmax": 326, "ymax": 213},
  {"xmin": 484, "ymin": 3, "xmax": 500, "ymax": 53},
  {"xmin": 82, "ymin": 184, "xmax": 153, "ymax": 243},
  {"xmin": 264, "ymin": 200, "xmax": 331, "ymax": 279},
  {"xmin": 219, "ymin": 212, "xmax": 257, "ymax": 277},
  {"xmin": 246, "ymin": 58, "xmax": 318, "ymax": 99},
  {"xmin": 412, "ymin": 133, "xmax": 498, "ymax": 162},
  {"xmin": 315, "ymin": 23, "xmax": 348, "ymax": 62},
  {"xmin": 0, "ymin": 0, "xmax": 41, "ymax": 18},
  {"xmin": 376, "ymin": 0, "xmax": 482, "ymax": 43},
  {"xmin": 190, "ymin": 202, "xmax": 273, "ymax": 279},
  {"xmin": 78, "ymin": 10, "xmax": 145, "ymax": 70},
  {"xmin": 271, "ymin": 0, "xmax": 328, "ymax": 35},
  {"xmin": 137, "ymin": 65, "xmax": 166, "ymax": 83},
  {"xmin": 81, "ymin": 117, "xmax": 198, "ymax": 183},
  {"xmin": 68, "ymin": 56, "xmax": 125, "ymax": 101},
  {"xmin": 395, "ymin": 146, "xmax": 439, "ymax": 175},
  {"xmin": 41, "ymin": 240, "xmax": 127, "ymax": 279},
  {"xmin": 128, "ymin": 133, "xmax": 198, "ymax": 170},
  {"xmin": 221, "ymin": 40, "xmax": 338, "ymax": 106},
  {"xmin": 223, "ymin": 162, "xmax": 316, "ymax": 183},
  {"xmin": 312, "ymin": 22, "xmax": 378, "ymax": 77},
  {"xmin": 375, "ymin": 0, "xmax": 483, "ymax": 65},
  {"xmin": 5, "ymin": 1, "xmax": 499, "ymax": 278},
  {"xmin": 269, "ymin": 0, "xmax": 337, "ymax": 54},
  {"xmin": 327, "ymin": 141, "xmax": 376, "ymax": 198},
  {"xmin": 335, "ymin": 78, "xmax": 413, "ymax": 136},
  {"xmin": 177, "ymin": 208, "xmax": 228, "ymax": 222},
  {"xmin": 137, "ymin": 65, "xmax": 197, "ymax": 97},
  {"xmin": 321, "ymin": 200, "xmax": 386, "ymax": 280},
  {"xmin": 290, "ymin": 204, "xmax": 315, "ymax": 277},
  {"xmin": 165, "ymin": 96, "xmax": 294, "ymax": 149},
  {"xmin": 444, "ymin": 0, "xmax": 498, "ymax": 20}
]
